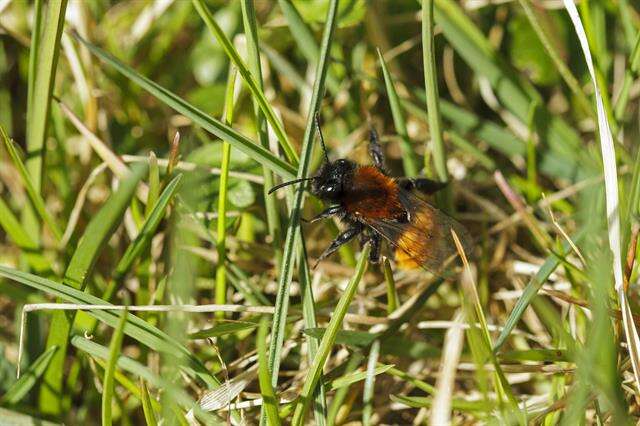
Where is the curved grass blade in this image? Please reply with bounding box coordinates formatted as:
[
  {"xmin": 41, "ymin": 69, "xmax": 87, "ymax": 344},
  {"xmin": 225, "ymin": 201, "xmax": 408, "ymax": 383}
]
[
  {"xmin": 258, "ymin": 317, "xmax": 281, "ymax": 426},
  {"xmin": 2, "ymin": 266, "xmax": 218, "ymax": 387},
  {"xmin": 70, "ymin": 336, "xmax": 209, "ymax": 418},
  {"xmin": 72, "ymin": 33, "xmax": 296, "ymax": 181},
  {"xmin": 192, "ymin": 0, "xmax": 298, "ymax": 165},
  {"xmin": 140, "ymin": 379, "xmax": 158, "ymax": 426},
  {"xmin": 266, "ymin": 0, "xmax": 339, "ymax": 399},
  {"xmin": 102, "ymin": 309, "xmax": 127, "ymax": 426},
  {"xmin": 114, "ymin": 174, "xmax": 183, "ymax": 280},
  {"xmin": 0, "ymin": 197, "xmax": 52, "ymax": 272},
  {"xmin": 1, "ymin": 346, "xmax": 58, "ymax": 405},
  {"xmin": 291, "ymin": 244, "xmax": 370, "ymax": 425},
  {"xmin": 493, "ymin": 236, "xmax": 580, "ymax": 353},
  {"xmin": 377, "ymin": 49, "xmax": 418, "ymax": 176},
  {"xmin": 1, "ymin": 126, "xmax": 62, "ymax": 242},
  {"xmin": 39, "ymin": 164, "xmax": 148, "ymax": 415}
]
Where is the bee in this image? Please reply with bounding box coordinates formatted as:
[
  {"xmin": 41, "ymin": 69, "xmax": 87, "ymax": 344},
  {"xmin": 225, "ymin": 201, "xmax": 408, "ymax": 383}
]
[{"xmin": 269, "ymin": 114, "xmax": 471, "ymax": 274}]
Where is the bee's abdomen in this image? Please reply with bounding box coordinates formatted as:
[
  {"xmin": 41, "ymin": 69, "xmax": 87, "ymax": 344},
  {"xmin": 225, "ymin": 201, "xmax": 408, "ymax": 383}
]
[{"xmin": 342, "ymin": 166, "xmax": 404, "ymax": 219}]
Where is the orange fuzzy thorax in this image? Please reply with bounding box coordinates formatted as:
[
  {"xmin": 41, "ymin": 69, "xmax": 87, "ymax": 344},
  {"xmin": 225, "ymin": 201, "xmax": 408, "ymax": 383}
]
[{"xmin": 343, "ymin": 166, "xmax": 404, "ymax": 219}]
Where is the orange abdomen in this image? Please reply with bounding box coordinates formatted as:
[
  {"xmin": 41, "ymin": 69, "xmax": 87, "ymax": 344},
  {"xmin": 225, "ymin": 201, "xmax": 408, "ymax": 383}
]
[{"xmin": 342, "ymin": 166, "xmax": 404, "ymax": 219}]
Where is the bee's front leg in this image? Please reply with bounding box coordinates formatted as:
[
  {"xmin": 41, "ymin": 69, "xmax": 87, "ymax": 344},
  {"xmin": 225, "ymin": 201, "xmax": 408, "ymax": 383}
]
[{"xmin": 314, "ymin": 223, "xmax": 364, "ymax": 268}]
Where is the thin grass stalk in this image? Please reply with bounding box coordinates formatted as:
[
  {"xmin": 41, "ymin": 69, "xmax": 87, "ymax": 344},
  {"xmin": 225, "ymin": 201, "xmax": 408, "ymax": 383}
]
[
  {"xmin": 102, "ymin": 309, "xmax": 127, "ymax": 426},
  {"xmin": 240, "ymin": 0, "xmax": 283, "ymax": 267},
  {"xmin": 362, "ymin": 340, "xmax": 380, "ymax": 425},
  {"xmin": 297, "ymin": 240, "xmax": 327, "ymax": 424},
  {"xmin": 421, "ymin": 0, "xmax": 447, "ymax": 182},
  {"xmin": 377, "ymin": 49, "xmax": 419, "ymax": 176},
  {"xmin": 215, "ymin": 66, "xmax": 238, "ymax": 318},
  {"xmin": 382, "ymin": 258, "xmax": 398, "ymax": 314},
  {"xmin": 613, "ymin": 30, "xmax": 640, "ymax": 121},
  {"xmin": 291, "ymin": 244, "xmax": 370, "ymax": 425},
  {"xmin": 265, "ymin": 0, "xmax": 339, "ymax": 399},
  {"xmin": 257, "ymin": 317, "xmax": 281, "ymax": 426}
]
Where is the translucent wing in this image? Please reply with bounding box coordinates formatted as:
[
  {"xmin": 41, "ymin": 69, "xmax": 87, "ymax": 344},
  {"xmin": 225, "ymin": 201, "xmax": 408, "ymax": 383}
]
[{"xmin": 362, "ymin": 189, "xmax": 472, "ymax": 272}]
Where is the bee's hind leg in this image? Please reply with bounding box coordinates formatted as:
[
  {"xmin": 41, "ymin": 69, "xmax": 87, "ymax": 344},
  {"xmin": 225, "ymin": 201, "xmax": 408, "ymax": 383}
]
[
  {"xmin": 398, "ymin": 177, "xmax": 448, "ymax": 195},
  {"xmin": 368, "ymin": 233, "xmax": 382, "ymax": 264},
  {"xmin": 368, "ymin": 125, "xmax": 386, "ymax": 171}
]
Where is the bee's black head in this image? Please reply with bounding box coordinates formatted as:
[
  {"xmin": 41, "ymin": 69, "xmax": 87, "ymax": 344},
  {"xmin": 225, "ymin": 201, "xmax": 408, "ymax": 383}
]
[
  {"xmin": 268, "ymin": 112, "xmax": 356, "ymax": 199},
  {"xmin": 311, "ymin": 159, "xmax": 356, "ymax": 201}
]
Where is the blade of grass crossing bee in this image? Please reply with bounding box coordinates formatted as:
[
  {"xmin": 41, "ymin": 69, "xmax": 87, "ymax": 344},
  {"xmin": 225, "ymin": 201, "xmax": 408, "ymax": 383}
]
[
  {"xmin": 291, "ymin": 244, "xmax": 370, "ymax": 425},
  {"xmin": 265, "ymin": 0, "xmax": 339, "ymax": 412}
]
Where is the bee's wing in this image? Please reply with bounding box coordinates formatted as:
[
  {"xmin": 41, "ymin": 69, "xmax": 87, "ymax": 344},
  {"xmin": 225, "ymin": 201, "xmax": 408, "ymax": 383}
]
[{"xmin": 363, "ymin": 189, "xmax": 472, "ymax": 272}]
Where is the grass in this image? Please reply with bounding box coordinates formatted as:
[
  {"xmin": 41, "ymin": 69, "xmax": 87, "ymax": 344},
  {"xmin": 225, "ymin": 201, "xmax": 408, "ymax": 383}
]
[{"xmin": 2, "ymin": 0, "xmax": 640, "ymax": 424}]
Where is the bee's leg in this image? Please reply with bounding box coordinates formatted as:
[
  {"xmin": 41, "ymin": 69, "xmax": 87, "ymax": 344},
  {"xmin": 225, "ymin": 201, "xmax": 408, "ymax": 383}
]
[
  {"xmin": 314, "ymin": 223, "xmax": 363, "ymax": 267},
  {"xmin": 368, "ymin": 125, "xmax": 386, "ymax": 170},
  {"xmin": 398, "ymin": 177, "xmax": 448, "ymax": 195},
  {"xmin": 368, "ymin": 233, "xmax": 382, "ymax": 264},
  {"xmin": 302, "ymin": 205, "xmax": 344, "ymax": 223}
]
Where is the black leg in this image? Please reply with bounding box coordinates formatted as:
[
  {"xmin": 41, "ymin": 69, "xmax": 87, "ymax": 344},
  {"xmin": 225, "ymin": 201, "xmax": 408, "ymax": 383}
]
[
  {"xmin": 368, "ymin": 233, "xmax": 381, "ymax": 263},
  {"xmin": 368, "ymin": 125, "xmax": 386, "ymax": 170},
  {"xmin": 314, "ymin": 224, "xmax": 363, "ymax": 267},
  {"xmin": 303, "ymin": 205, "xmax": 344, "ymax": 223},
  {"xmin": 397, "ymin": 177, "xmax": 448, "ymax": 195}
]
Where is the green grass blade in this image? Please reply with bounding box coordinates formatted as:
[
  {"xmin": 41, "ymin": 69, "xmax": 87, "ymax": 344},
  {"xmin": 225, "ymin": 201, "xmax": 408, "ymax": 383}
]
[
  {"xmin": 1, "ymin": 346, "xmax": 58, "ymax": 406},
  {"xmin": 39, "ymin": 164, "xmax": 147, "ymax": 415},
  {"xmin": 192, "ymin": 0, "xmax": 298, "ymax": 165},
  {"xmin": 298, "ymin": 242, "xmax": 327, "ymax": 424},
  {"xmin": 0, "ymin": 196, "xmax": 52, "ymax": 272},
  {"xmin": 70, "ymin": 336, "xmax": 200, "ymax": 410},
  {"xmin": 327, "ymin": 363, "xmax": 393, "ymax": 392},
  {"xmin": 291, "ymin": 244, "xmax": 370, "ymax": 425},
  {"xmin": 25, "ymin": 0, "xmax": 67, "ymax": 215},
  {"xmin": 188, "ymin": 320, "xmax": 259, "ymax": 339},
  {"xmin": 422, "ymin": 0, "xmax": 447, "ymax": 181},
  {"xmin": 0, "ymin": 266, "xmax": 218, "ymax": 387},
  {"xmin": 258, "ymin": 317, "xmax": 281, "ymax": 426},
  {"xmin": 145, "ymin": 152, "xmax": 160, "ymax": 219},
  {"xmin": 140, "ymin": 379, "xmax": 158, "ymax": 426},
  {"xmin": 102, "ymin": 309, "xmax": 127, "ymax": 426},
  {"xmin": 215, "ymin": 66, "xmax": 237, "ymax": 317},
  {"xmin": 266, "ymin": 0, "xmax": 339, "ymax": 398},
  {"xmin": 362, "ymin": 340, "xmax": 381, "ymax": 425},
  {"xmin": 493, "ymin": 236, "xmax": 580, "ymax": 353},
  {"xmin": 72, "ymin": 33, "xmax": 296, "ymax": 180},
  {"xmin": 114, "ymin": 174, "xmax": 183, "ymax": 280},
  {"xmin": 1, "ymin": 126, "xmax": 62, "ymax": 242},
  {"xmin": 377, "ymin": 49, "xmax": 418, "ymax": 176}
]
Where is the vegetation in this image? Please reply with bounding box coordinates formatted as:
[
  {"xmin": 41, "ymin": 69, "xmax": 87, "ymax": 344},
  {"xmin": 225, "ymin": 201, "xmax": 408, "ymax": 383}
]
[{"xmin": 0, "ymin": 0, "xmax": 639, "ymax": 424}]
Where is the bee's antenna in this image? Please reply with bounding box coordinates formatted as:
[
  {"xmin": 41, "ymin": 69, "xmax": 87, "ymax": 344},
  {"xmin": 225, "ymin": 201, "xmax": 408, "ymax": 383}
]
[
  {"xmin": 268, "ymin": 177, "xmax": 315, "ymax": 194},
  {"xmin": 314, "ymin": 112, "xmax": 330, "ymax": 164}
]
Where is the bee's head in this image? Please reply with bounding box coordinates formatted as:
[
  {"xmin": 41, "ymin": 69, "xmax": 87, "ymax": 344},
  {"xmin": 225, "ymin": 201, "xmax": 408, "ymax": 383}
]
[
  {"xmin": 310, "ymin": 159, "xmax": 355, "ymax": 201},
  {"xmin": 268, "ymin": 112, "xmax": 355, "ymax": 200}
]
